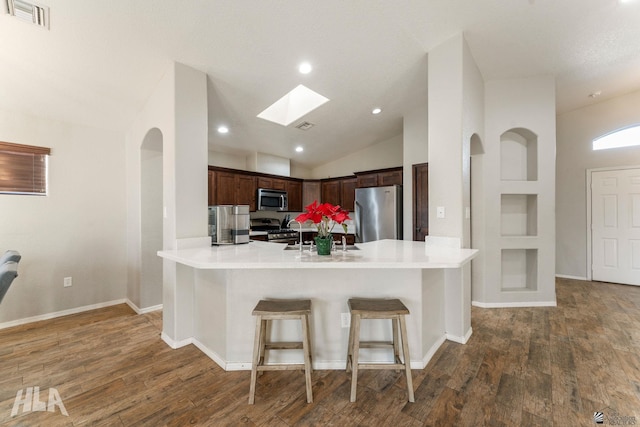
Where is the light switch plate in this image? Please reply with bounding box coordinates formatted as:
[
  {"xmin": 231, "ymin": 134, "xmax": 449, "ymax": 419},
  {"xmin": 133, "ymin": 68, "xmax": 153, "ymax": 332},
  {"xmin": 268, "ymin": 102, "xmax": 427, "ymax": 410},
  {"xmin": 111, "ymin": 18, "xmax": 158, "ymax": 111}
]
[{"xmin": 437, "ymin": 206, "xmax": 445, "ymax": 219}]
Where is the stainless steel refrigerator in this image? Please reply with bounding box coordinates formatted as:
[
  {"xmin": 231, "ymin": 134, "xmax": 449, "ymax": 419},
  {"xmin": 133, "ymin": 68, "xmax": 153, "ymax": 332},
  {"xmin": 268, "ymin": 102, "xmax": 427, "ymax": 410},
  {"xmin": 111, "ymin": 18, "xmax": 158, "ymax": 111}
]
[{"xmin": 354, "ymin": 185, "xmax": 403, "ymax": 243}]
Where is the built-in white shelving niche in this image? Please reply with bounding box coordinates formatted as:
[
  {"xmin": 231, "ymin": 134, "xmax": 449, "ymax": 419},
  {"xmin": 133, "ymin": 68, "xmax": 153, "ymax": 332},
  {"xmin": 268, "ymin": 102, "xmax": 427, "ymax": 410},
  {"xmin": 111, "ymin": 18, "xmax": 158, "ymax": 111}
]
[
  {"xmin": 500, "ymin": 128, "xmax": 538, "ymax": 181},
  {"xmin": 501, "ymin": 194, "xmax": 538, "ymax": 236},
  {"xmin": 501, "ymin": 249, "xmax": 538, "ymax": 291}
]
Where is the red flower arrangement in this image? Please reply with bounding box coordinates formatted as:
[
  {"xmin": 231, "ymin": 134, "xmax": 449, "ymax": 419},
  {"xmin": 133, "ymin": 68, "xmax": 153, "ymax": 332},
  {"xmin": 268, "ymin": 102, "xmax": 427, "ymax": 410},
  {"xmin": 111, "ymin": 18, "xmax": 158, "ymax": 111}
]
[{"xmin": 295, "ymin": 201, "xmax": 351, "ymax": 239}]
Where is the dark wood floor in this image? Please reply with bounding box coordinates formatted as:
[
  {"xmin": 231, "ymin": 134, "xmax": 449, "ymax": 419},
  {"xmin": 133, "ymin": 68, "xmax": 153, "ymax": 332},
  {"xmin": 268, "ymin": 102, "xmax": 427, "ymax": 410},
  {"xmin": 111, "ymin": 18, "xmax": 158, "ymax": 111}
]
[{"xmin": 0, "ymin": 278, "xmax": 639, "ymax": 426}]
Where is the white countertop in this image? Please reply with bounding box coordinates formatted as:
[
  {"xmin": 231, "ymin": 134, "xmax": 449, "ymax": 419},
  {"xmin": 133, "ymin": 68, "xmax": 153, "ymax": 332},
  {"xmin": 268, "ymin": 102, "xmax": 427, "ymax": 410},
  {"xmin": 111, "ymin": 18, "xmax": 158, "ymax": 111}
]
[{"xmin": 157, "ymin": 239, "xmax": 478, "ymax": 270}]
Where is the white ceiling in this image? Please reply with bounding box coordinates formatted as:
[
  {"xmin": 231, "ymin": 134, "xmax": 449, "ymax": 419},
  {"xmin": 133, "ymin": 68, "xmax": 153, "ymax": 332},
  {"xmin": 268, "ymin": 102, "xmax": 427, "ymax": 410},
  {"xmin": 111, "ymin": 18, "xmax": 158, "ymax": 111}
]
[{"xmin": 1, "ymin": 0, "xmax": 639, "ymax": 168}]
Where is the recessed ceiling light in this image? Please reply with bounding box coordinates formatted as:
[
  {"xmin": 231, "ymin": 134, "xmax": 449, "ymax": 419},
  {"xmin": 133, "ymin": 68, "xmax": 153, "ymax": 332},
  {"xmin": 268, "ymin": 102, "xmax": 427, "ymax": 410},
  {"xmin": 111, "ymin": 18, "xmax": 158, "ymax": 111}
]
[
  {"xmin": 257, "ymin": 84, "xmax": 330, "ymax": 127},
  {"xmin": 298, "ymin": 62, "xmax": 312, "ymax": 74},
  {"xmin": 372, "ymin": 108, "xmax": 382, "ymax": 115},
  {"xmin": 295, "ymin": 146, "xmax": 304, "ymax": 153},
  {"xmin": 217, "ymin": 125, "xmax": 229, "ymax": 134}
]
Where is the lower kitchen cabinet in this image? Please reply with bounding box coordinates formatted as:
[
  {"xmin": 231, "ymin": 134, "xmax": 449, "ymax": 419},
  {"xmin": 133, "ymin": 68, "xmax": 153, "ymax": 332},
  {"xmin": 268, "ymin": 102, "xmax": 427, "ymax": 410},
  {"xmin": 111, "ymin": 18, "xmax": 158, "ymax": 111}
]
[{"xmin": 301, "ymin": 232, "xmax": 355, "ymax": 245}]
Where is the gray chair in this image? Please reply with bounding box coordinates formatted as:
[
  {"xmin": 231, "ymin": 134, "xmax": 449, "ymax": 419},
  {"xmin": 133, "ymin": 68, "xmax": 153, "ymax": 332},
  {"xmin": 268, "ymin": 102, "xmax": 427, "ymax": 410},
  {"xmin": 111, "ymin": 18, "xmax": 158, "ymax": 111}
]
[
  {"xmin": 0, "ymin": 250, "xmax": 21, "ymax": 264},
  {"xmin": 0, "ymin": 261, "xmax": 19, "ymax": 304}
]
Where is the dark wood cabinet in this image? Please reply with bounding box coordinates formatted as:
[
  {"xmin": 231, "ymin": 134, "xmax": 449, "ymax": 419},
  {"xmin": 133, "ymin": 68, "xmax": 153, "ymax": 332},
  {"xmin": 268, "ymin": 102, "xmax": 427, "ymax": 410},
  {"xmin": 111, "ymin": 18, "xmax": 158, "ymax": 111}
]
[
  {"xmin": 257, "ymin": 177, "xmax": 287, "ymax": 191},
  {"xmin": 301, "ymin": 231, "xmax": 355, "ymax": 245},
  {"xmin": 379, "ymin": 169, "xmax": 403, "ymax": 186},
  {"xmin": 321, "ymin": 179, "xmax": 342, "ymax": 206},
  {"xmin": 302, "ymin": 180, "xmax": 321, "ymax": 208},
  {"xmin": 356, "ymin": 173, "xmax": 378, "ymax": 188},
  {"xmin": 210, "ymin": 169, "xmax": 257, "ymax": 211},
  {"xmin": 236, "ymin": 174, "xmax": 257, "ymax": 210},
  {"xmin": 355, "ymin": 167, "xmax": 403, "ymax": 188},
  {"xmin": 412, "ymin": 163, "xmax": 429, "ymax": 241},
  {"xmin": 208, "ymin": 166, "xmax": 302, "ymax": 212},
  {"xmin": 208, "ymin": 166, "xmax": 401, "ymax": 213},
  {"xmin": 340, "ymin": 177, "xmax": 357, "ymax": 212},
  {"xmin": 287, "ymin": 180, "xmax": 302, "ymax": 212}
]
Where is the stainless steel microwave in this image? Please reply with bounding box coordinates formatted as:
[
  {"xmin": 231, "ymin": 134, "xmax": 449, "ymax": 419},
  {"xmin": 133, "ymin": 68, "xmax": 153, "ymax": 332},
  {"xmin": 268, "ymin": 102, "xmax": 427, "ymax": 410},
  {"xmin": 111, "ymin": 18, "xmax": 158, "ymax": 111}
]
[{"xmin": 257, "ymin": 188, "xmax": 288, "ymax": 211}]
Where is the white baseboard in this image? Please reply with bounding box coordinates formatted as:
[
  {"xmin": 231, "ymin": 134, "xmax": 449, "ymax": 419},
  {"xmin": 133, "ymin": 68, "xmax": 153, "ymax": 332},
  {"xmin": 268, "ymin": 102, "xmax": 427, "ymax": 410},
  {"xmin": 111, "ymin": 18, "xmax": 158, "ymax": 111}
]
[
  {"xmin": 446, "ymin": 327, "xmax": 473, "ymax": 344},
  {"xmin": 555, "ymin": 274, "xmax": 588, "ymax": 281},
  {"xmin": 472, "ymin": 300, "xmax": 557, "ymax": 308},
  {"xmin": 191, "ymin": 339, "xmax": 232, "ymax": 370},
  {"xmin": 125, "ymin": 299, "xmax": 163, "ymax": 315},
  {"xmin": 0, "ymin": 299, "xmax": 130, "ymax": 330},
  {"xmin": 421, "ymin": 334, "xmax": 447, "ymax": 368},
  {"xmin": 160, "ymin": 332, "xmax": 193, "ymax": 350},
  {"xmin": 184, "ymin": 336, "xmax": 444, "ymax": 371}
]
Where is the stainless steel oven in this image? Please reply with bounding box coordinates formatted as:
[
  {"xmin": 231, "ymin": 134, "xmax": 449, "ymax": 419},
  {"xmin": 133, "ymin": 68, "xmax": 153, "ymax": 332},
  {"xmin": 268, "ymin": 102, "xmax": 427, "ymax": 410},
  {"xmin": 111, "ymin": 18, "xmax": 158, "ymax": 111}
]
[
  {"xmin": 250, "ymin": 218, "xmax": 299, "ymax": 245},
  {"xmin": 257, "ymin": 188, "xmax": 288, "ymax": 211}
]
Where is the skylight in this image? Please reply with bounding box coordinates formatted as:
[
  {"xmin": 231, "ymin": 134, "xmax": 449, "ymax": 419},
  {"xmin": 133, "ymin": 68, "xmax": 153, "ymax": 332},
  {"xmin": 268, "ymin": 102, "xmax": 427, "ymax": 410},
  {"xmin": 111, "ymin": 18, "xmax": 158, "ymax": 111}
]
[
  {"xmin": 593, "ymin": 124, "xmax": 640, "ymax": 150},
  {"xmin": 257, "ymin": 84, "xmax": 329, "ymax": 127}
]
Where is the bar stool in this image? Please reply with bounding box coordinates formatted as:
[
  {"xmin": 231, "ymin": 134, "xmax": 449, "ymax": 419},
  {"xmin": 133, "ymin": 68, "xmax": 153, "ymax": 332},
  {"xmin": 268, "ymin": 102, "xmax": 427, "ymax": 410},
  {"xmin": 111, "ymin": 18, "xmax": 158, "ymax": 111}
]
[
  {"xmin": 248, "ymin": 299, "xmax": 313, "ymax": 404},
  {"xmin": 346, "ymin": 298, "xmax": 414, "ymax": 402}
]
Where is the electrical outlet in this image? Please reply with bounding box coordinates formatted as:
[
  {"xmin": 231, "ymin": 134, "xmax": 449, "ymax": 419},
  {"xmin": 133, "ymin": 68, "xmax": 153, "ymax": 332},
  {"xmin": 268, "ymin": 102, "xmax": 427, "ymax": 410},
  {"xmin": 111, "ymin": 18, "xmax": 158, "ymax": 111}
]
[
  {"xmin": 340, "ymin": 313, "xmax": 351, "ymax": 328},
  {"xmin": 63, "ymin": 277, "xmax": 72, "ymax": 287}
]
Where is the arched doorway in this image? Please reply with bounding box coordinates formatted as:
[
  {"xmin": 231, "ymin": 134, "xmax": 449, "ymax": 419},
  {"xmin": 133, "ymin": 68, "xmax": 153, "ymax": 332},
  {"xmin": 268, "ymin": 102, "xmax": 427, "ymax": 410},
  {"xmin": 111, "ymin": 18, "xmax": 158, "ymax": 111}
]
[{"xmin": 140, "ymin": 128, "xmax": 163, "ymax": 309}]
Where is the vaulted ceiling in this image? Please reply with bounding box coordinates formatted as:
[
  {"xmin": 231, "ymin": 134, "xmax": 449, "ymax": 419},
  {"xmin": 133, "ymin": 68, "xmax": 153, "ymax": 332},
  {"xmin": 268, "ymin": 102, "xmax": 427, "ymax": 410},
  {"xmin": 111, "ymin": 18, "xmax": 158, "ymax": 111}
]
[{"xmin": 1, "ymin": 0, "xmax": 639, "ymax": 167}]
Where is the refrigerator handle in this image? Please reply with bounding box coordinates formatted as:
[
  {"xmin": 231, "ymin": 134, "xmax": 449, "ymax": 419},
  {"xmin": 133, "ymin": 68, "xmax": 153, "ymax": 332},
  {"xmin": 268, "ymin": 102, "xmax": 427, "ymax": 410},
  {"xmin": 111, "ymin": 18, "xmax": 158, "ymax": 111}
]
[{"xmin": 355, "ymin": 200, "xmax": 362, "ymax": 242}]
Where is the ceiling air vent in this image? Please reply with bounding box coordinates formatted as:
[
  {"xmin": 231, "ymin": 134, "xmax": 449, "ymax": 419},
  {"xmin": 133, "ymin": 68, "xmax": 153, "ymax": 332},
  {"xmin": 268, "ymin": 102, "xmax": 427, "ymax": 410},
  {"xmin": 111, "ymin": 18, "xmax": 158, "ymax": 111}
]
[
  {"xmin": 6, "ymin": 0, "xmax": 49, "ymax": 29},
  {"xmin": 295, "ymin": 121, "xmax": 315, "ymax": 131}
]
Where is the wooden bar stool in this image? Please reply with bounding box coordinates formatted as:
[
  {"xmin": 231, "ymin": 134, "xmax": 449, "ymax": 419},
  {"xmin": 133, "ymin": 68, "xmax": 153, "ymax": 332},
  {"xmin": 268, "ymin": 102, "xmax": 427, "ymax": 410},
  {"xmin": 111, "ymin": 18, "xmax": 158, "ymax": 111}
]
[
  {"xmin": 346, "ymin": 298, "xmax": 414, "ymax": 402},
  {"xmin": 248, "ymin": 299, "xmax": 313, "ymax": 404}
]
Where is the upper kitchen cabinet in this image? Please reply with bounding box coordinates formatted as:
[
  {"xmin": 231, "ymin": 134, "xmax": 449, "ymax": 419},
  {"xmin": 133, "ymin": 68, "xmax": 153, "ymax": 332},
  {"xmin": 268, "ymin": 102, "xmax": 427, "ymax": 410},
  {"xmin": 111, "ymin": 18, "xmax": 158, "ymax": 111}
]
[
  {"xmin": 355, "ymin": 173, "xmax": 378, "ymax": 188},
  {"xmin": 257, "ymin": 176, "xmax": 288, "ymax": 191},
  {"xmin": 321, "ymin": 179, "xmax": 341, "ymax": 206},
  {"xmin": 320, "ymin": 176, "xmax": 357, "ymax": 211},
  {"xmin": 379, "ymin": 168, "xmax": 403, "ymax": 186},
  {"xmin": 302, "ymin": 180, "xmax": 321, "ymax": 208},
  {"xmin": 208, "ymin": 166, "xmax": 302, "ymax": 212},
  {"xmin": 355, "ymin": 167, "xmax": 403, "ymax": 188},
  {"xmin": 209, "ymin": 167, "xmax": 257, "ymax": 211},
  {"xmin": 287, "ymin": 180, "xmax": 303, "ymax": 212},
  {"xmin": 340, "ymin": 177, "xmax": 356, "ymax": 212}
]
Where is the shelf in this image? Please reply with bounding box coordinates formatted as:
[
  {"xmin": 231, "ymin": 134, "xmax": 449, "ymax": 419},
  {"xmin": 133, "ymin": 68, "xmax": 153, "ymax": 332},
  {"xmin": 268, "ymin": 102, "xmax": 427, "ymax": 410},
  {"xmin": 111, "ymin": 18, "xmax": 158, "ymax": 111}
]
[
  {"xmin": 501, "ymin": 194, "xmax": 537, "ymax": 236},
  {"xmin": 500, "ymin": 128, "xmax": 537, "ymax": 181},
  {"xmin": 501, "ymin": 249, "xmax": 538, "ymax": 291}
]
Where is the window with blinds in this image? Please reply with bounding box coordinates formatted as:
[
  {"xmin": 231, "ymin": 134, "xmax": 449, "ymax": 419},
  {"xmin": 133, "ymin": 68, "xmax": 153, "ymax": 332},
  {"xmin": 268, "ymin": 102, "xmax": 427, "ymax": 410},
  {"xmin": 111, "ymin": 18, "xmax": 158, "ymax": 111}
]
[{"xmin": 0, "ymin": 141, "xmax": 51, "ymax": 195}]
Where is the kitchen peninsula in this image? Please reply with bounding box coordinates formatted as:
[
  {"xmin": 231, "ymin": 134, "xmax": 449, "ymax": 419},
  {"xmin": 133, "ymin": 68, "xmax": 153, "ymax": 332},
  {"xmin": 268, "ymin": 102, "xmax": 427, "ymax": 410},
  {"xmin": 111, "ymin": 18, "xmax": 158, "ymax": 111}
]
[{"xmin": 158, "ymin": 239, "xmax": 477, "ymax": 371}]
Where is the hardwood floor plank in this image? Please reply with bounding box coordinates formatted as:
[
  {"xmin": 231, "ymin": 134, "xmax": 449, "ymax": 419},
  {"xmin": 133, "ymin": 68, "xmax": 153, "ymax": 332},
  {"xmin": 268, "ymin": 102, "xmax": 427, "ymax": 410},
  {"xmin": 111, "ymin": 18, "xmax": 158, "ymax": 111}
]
[{"xmin": 0, "ymin": 280, "xmax": 638, "ymax": 426}]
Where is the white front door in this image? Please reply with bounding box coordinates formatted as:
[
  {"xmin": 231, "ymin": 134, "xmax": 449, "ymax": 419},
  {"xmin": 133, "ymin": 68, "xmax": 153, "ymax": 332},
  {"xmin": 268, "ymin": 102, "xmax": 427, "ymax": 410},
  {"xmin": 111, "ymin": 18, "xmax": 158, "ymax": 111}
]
[{"xmin": 591, "ymin": 168, "xmax": 640, "ymax": 286}]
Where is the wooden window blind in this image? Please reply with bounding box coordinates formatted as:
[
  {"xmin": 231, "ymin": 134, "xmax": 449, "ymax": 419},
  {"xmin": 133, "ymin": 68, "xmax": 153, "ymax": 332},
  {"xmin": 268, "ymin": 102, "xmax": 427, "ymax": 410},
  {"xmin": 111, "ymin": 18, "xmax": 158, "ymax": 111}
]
[{"xmin": 0, "ymin": 141, "xmax": 51, "ymax": 195}]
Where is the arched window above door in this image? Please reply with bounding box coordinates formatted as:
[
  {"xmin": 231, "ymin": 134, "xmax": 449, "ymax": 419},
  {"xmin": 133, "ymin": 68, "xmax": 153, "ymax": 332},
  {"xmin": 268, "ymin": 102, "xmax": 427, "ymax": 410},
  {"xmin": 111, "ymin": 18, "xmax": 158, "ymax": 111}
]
[{"xmin": 593, "ymin": 124, "xmax": 640, "ymax": 151}]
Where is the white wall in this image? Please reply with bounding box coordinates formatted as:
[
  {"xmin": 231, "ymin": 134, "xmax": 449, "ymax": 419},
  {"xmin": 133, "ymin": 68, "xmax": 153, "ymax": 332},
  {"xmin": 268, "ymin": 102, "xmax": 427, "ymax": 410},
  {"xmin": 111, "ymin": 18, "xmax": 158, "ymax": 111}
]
[
  {"xmin": 482, "ymin": 76, "xmax": 556, "ymax": 306},
  {"xmin": 126, "ymin": 61, "xmax": 209, "ymax": 345},
  {"xmin": 556, "ymin": 89, "xmax": 640, "ymax": 279},
  {"xmin": 0, "ymin": 107, "xmax": 127, "ymax": 323},
  {"xmin": 208, "ymin": 150, "xmax": 247, "ymax": 170},
  {"xmin": 402, "ymin": 101, "xmax": 429, "ymax": 240},
  {"xmin": 310, "ymin": 134, "xmax": 403, "ymax": 178},
  {"xmin": 428, "ymin": 34, "xmax": 465, "ymax": 239}
]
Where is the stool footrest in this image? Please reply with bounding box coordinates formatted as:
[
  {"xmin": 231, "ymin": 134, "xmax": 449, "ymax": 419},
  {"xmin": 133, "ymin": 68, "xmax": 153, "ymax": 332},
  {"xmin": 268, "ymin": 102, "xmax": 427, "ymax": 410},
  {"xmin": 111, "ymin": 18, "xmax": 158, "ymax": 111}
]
[
  {"xmin": 357, "ymin": 363, "xmax": 407, "ymax": 370},
  {"xmin": 264, "ymin": 342, "xmax": 304, "ymax": 350},
  {"xmin": 257, "ymin": 364, "xmax": 307, "ymax": 371},
  {"xmin": 358, "ymin": 341, "xmax": 394, "ymax": 349}
]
